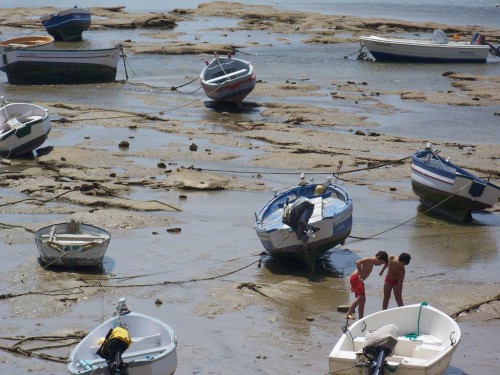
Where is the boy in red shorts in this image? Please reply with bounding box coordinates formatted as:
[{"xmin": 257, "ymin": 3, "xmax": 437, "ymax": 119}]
[
  {"xmin": 345, "ymin": 251, "xmax": 388, "ymax": 320},
  {"xmin": 381, "ymin": 252, "xmax": 411, "ymax": 310}
]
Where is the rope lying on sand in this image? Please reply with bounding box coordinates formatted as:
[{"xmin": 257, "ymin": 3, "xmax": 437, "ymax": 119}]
[
  {"xmin": 0, "ymin": 258, "xmax": 262, "ymax": 300},
  {"xmin": 449, "ymin": 294, "xmax": 500, "ymax": 319},
  {"xmin": 0, "ymin": 333, "xmax": 86, "ymax": 363}
]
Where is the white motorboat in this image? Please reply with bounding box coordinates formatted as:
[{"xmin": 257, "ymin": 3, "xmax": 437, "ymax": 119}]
[
  {"xmin": 329, "ymin": 303, "xmax": 461, "ymax": 375},
  {"xmin": 359, "ymin": 30, "xmax": 492, "ymax": 63}
]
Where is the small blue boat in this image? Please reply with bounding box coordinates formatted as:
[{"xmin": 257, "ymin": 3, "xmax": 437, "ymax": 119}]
[
  {"xmin": 255, "ymin": 175, "xmax": 353, "ymax": 272},
  {"xmin": 411, "ymin": 143, "xmax": 500, "ymax": 221},
  {"xmin": 40, "ymin": 6, "xmax": 91, "ymax": 42}
]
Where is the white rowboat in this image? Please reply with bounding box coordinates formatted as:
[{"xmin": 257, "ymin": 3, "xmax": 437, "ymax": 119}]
[
  {"xmin": 68, "ymin": 298, "xmax": 177, "ymax": 375},
  {"xmin": 0, "ymin": 35, "xmax": 54, "ymax": 53},
  {"xmin": 200, "ymin": 53, "xmax": 256, "ymax": 104},
  {"xmin": 34, "ymin": 221, "xmax": 111, "ymax": 267}
]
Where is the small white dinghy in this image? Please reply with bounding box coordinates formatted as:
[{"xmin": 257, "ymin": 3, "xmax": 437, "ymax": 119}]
[
  {"xmin": 329, "ymin": 303, "xmax": 461, "ymax": 375},
  {"xmin": 0, "ymin": 35, "xmax": 54, "ymax": 53},
  {"xmin": 68, "ymin": 298, "xmax": 177, "ymax": 375},
  {"xmin": 34, "ymin": 220, "xmax": 111, "ymax": 267}
]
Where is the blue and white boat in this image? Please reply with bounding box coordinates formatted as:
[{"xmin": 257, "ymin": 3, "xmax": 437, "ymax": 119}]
[
  {"xmin": 0, "ymin": 102, "xmax": 51, "ymax": 155},
  {"xmin": 359, "ymin": 30, "xmax": 492, "ymax": 63},
  {"xmin": 255, "ymin": 175, "xmax": 353, "ymax": 272},
  {"xmin": 411, "ymin": 143, "xmax": 500, "ymax": 221},
  {"xmin": 40, "ymin": 6, "xmax": 91, "ymax": 42}
]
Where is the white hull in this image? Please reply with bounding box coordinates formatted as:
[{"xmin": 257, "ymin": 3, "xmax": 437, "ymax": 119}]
[
  {"xmin": 360, "ymin": 35, "xmax": 490, "ymax": 62},
  {"xmin": 411, "ymin": 164, "xmax": 500, "ymax": 207},
  {"xmin": 34, "ymin": 222, "xmax": 111, "ymax": 267},
  {"xmin": 0, "ymin": 46, "xmax": 120, "ymax": 84},
  {"xmin": 68, "ymin": 306, "xmax": 177, "ymax": 375},
  {"xmin": 329, "ymin": 304, "xmax": 461, "ymax": 375},
  {"xmin": 0, "ymin": 102, "xmax": 51, "ymax": 155}
]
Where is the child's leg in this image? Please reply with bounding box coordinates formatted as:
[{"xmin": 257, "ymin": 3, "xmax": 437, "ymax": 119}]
[
  {"xmin": 358, "ymin": 294, "xmax": 366, "ymax": 319},
  {"xmin": 346, "ymin": 296, "xmax": 360, "ymax": 317},
  {"xmin": 382, "ymin": 282, "xmax": 392, "ymax": 310},
  {"xmin": 394, "ymin": 283, "xmax": 404, "ymax": 306}
]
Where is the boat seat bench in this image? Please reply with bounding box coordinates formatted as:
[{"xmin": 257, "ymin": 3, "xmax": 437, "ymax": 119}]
[
  {"xmin": 353, "ymin": 334, "xmax": 443, "ymax": 359},
  {"xmin": 205, "ymin": 68, "xmax": 247, "ymax": 83},
  {"xmin": 83, "ymin": 345, "xmax": 171, "ymax": 369},
  {"xmin": 90, "ymin": 333, "xmax": 163, "ymax": 357}
]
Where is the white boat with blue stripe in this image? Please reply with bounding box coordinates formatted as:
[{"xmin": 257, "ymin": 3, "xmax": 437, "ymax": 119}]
[
  {"xmin": 359, "ymin": 30, "xmax": 493, "ymax": 63},
  {"xmin": 411, "ymin": 143, "xmax": 500, "ymax": 221}
]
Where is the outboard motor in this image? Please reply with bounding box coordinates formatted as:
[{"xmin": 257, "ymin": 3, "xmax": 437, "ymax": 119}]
[
  {"xmin": 470, "ymin": 33, "xmax": 486, "ymax": 45},
  {"xmin": 96, "ymin": 327, "xmax": 132, "ymax": 375},
  {"xmin": 470, "ymin": 33, "xmax": 500, "ymax": 57},
  {"xmin": 362, "ymin": 324, "xmax": 399, "ymax": 375}
]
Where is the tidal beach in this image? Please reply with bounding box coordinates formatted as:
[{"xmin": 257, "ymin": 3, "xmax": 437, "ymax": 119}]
[{"xmin": 0, "ymin": 1, "xmax": 499, "ymax": 374}]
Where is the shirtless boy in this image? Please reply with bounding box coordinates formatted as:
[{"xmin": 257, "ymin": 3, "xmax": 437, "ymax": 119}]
[
  {"xmin": 381, "ymin": 252, "xmax": 411, "ymax": 310},
  {"xmin": 345, "ymin": 251, "xmax": 388, "ymax": 320}
]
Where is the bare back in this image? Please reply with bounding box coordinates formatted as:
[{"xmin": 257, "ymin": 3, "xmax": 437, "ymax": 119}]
[
  {"xmin": 354, "ymin": 257, "xmax": 378, "ymax": 280},
  {"xmin": 386, "ymin": 256, "xmax": 405, "ymax": 282}
]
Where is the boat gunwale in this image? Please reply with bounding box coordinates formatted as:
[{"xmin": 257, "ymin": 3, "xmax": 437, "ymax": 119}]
[
  {"xmin": 255, "ymin": 183, "xmax": 352, "ymax": 226},
  {"xmin": 411, "ymin": 150, "xmax": 499, "ymax": 189},
  {"xmin": 359, "ymin": 35, "xmax": 491, "ymax": 50},
  {"xmin": 68, "ymin": 311, "xmax": 177, "ymax": 374}
]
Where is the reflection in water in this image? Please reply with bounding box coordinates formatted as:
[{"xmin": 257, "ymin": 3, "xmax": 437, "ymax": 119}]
[
  {"xmin": 409, "ymin": 213, "xmax": 499, "ymax": 270},
  {"xmin": 258, "ymin": 247, "xmax": 356, "ymax": 335},
  {"xmin": 203, "ymin": 100, "xmax": 260, "ymax": 114}
]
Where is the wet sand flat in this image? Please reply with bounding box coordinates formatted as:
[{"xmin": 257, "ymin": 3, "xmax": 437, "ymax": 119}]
[{"xmin": 0, "ymin": 2, "xmax": 499, "ymax": 375}]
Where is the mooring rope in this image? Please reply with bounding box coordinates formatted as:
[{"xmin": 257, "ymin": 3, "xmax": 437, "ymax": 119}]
[
  {"xmin": 347, "ymin": 179, "xmax": 475, "ymax": 243},
  {"xmin": 187, "ymin": 155, "xmax": 411, "ymax": 176}
]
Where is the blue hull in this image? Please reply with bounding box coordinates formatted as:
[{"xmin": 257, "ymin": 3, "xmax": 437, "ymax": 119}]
[
  {"xmin": 42, "ymin": 12, "xmax": 91, "ymax": 41},
  {"xmin": 370, "ymin": 51, "xmax": 486, "ymax": 63}
]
